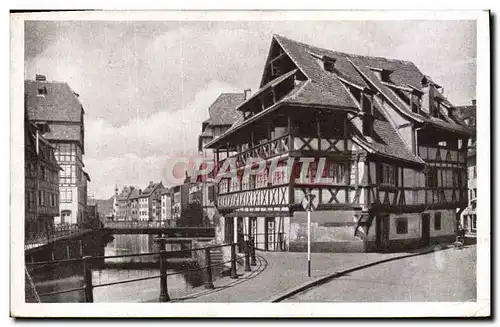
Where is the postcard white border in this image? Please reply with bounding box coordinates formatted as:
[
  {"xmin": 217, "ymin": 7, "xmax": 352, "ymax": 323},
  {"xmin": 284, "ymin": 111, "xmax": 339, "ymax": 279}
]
[{"xmin": 10, "ymin": 9, "xmax": 490, "ymax": 318}]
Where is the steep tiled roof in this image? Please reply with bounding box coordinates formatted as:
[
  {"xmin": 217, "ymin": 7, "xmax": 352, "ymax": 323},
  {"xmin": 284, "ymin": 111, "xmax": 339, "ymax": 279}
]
[
  {"xmin": 207, "ymin": 93, "xmax": 245, "ymax": 126},
  {"xmin": 25, "ymin": 80, "xmax": 83, "ymax": 122},
  {"xmin": 140, "ymin": 182, "xmax": 163, "ymax": 197},
  {"xmin": 207, "ymin": 35, "xmax": 472, "ymax": 163},
  {"xmin": 275, "ymin": 35, "xmax": 471, "ymax": 135},
  {"xmin": 117, "ymin": 186, "xmax": 136, "ymax": 201},
  {"xmin": 370, "ymin": 120, "xmax": 423, "ymax": 163},
  {"xmin": 128, "ymin": 188, "xmax": 140, "ymax": 200},
  {"xmin": 455, "ymin": 104, "xmax": 476, "ymax": 127}
]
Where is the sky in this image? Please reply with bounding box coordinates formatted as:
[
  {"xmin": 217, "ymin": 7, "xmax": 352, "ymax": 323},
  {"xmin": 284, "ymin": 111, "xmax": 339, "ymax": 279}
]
[{"xmin": 24, "ymin": 19, "xmax": 477, "ymax": 199}]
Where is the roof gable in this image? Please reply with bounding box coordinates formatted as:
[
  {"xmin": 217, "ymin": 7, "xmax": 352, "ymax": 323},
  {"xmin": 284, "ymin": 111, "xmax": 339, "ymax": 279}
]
[
  {"xmin": 207, "ymin": 93, "xmax": 245, "ymax": 126},
  {"xmin": 140, "ymin": 182, "xmax": 164, "ymax": 197},
  {"xmin": 25, "ymin": 80, "xmax": 83, "ymax": 123}
]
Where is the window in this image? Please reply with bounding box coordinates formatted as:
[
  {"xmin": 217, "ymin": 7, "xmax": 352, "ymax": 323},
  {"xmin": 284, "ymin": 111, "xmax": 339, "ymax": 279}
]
[
  {"xmin": 29, "ymin": 163, "xmax": 36, "ymax": 178},
  {"xmin": 452, "ymin": 169, "xmax": 460, "ymax": 188},
  {"xmin": 396, "ymin": 218, "xmax": 408, "ymax": 234},
  {"xmin": 219, "ymin": 178, "xmax": 229, "ymax": 194},
  {"xmin": 37, "ymin": 87, "xmax": 47, "ymax": 96},
  {"xmin": 327, "ymin": 162, "xmax": 346, "ymax": 184},
  {"xmin": 241, "ymin": 174, "xmax": 249, "ymax": 191},
  {"xmin": 434, "ymin": 212, "xmax": 442, "ymax": 230},
  {"xmin": 380, "ymin": 164, "xmax": 396, "ymax": 186},
  {"xmin": 362, "ymin": 94, "xmax": 373, "ymax": 115},
  {"xmin": 363, "ymin": 117, "xmax": 374, "ymax": 137},
  {"xmin": 256, "ymin": 169, "xmax": 269, "ymax": 188},
  {"xmin": 272, "ymin": 162, "xmax": 287, "ymax": 185},
  {"xmin": 425, "ymin": 167, "xmax": 438, "ymax": 187},
  {"xmin": 431, "ymin": 99, "xmax": 440, "ymax": 118},
  {"xmin": 349, "ymin": 86, "xmax": 362, "ymax": 105},
  {"xmin": 323, "ymin": 60, "xmax": 335, "ymax": 73},
  {"xmin": 411, "ymin": 94, "xmax": 421, "ymax": 113},
  {"xmin": 28, "ymin": 191, "xmax": 35, "ymax": 208},
  {"xmin": 40, "ymin": 165, "xmax": 46, "ymax": 181},
  {"xmin": 61, "ymin": 189, "xmax": 72, "ymax": 203}
]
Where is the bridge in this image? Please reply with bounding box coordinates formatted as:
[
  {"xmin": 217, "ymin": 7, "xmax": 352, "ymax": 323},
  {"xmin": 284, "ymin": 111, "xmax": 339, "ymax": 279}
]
[
  {"xmin": 101, "ymin": 220, "xmax": 215, "ymax": 238},
  {"xmin": 25, "ymin": 224, "xmax": 93, "ymax": 254}
]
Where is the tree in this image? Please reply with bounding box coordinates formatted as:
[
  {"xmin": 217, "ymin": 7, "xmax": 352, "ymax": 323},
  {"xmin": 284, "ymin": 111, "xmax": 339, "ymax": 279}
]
[{"xmin": 177, "ymin": 202, "xmax": 204, "ymax": 227}]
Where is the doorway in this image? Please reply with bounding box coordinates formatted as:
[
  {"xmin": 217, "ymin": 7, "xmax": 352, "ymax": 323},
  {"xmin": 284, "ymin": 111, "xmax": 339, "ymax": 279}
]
[
  {"xmin": 376, "ymin": 214, "xmax": 390, "ymax": 251},
  {"xmin": 421, "ymin": 213, "xmax": 430, "ymax": 246},
  {"xmin": 264, "ymin": 218, "xmax": 275, "ymax": 251}
]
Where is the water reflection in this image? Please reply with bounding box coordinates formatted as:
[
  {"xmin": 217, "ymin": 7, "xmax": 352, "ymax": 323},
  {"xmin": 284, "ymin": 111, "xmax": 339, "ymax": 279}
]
[{"xmin": 26, "ymin": 233, "xmax": 204, "ymax": 303}]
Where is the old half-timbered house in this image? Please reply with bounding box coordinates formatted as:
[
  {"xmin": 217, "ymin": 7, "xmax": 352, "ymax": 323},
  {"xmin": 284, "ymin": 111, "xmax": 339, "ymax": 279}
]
[{"xmin": 205, "ymin": 35, "xmax": 474, "ymax": 252}]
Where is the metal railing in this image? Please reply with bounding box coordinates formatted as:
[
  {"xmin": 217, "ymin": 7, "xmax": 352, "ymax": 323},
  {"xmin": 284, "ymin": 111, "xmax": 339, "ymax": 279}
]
[
  {"xmin": 25, "ymin": 241, "xmax": 257, "ymax": 302},
  {"xmin": 103, "ymin": 220, "xmax": 177, "ymax": 229},
  {"xmin": 25, "ymin": 224, "xmax": 92, "ymax": 251}
]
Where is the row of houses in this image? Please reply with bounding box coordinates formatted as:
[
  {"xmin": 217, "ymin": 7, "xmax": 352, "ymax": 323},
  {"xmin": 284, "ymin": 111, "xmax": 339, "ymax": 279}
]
[
  {"xmin": 110, "ymin": 181, "xmax": 216, "ymax": 226},
  {"xmin": 24, "ymin": 74, "xmax": 92, "ymax": 241},
  {"xmin": 196, "ymin": 34, "xmax": 477, "ymax": 252}
]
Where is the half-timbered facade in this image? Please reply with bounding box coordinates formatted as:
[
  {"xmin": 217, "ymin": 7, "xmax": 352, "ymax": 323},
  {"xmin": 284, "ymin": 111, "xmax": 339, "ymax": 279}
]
[
  {"xmin": 25, "ymin": 74, "xmax": 89, "ymax": 226},
  {"xmin": 205, "ymin": 35, "xmax": 473, "ymax": 252},
  {"xmin": 25, "ymin": 112, "xmax": 61, "ymax": 241}
]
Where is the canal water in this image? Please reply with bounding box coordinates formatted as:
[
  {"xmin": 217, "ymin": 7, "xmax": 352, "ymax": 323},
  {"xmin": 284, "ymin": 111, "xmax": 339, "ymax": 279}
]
[{"xmin": 26, "ymin": 234, "xmax": 205, "ymax": 303}]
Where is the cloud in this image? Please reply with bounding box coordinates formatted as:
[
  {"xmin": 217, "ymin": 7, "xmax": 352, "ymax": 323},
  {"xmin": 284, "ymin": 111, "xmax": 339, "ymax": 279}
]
[{"xmin": 84, "ymin": 79, "xmax": 241, "ymax": 198}]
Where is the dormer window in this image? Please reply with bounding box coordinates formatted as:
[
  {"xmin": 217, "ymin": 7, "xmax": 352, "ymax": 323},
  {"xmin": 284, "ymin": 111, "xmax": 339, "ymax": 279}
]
[
  {"xmin": 309, "ymin": 51, "xmax": 337, "ymax": 73},
  {"xmin": 431, "ymin": 98, "xmax": 441, "ymax": 118},
  {"xmin": 363, "ymin": 116, "xmax": 374, "ymax": 137},
  {"xmin": 369, "ymin": 67, "xmax": 392, "ymax": 83},
  {"xmin": 37, "ymin": 87, "xmax": 47, "ymax": 96},
  {"xmin": 323, "ymin": 58, "xmax": 336, "ymax": 73},
  {"xmin": 411, "ymin": 93, "xmax": 422, "ymax": 113}
]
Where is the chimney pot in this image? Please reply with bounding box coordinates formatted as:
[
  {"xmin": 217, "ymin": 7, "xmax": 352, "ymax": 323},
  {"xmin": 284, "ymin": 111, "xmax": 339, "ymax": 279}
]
[
  {"xmin": 244, "ymin": 88, "xmax": 251, "ymax": 100},
  {"xmin": 139, "ymin": 189, "xmax": 142, "ymax": 194},
  {"xmin": 472, "ymin": 99, "xmax": 476, "ymax": 106},
  {"xmin": 35, "ymin": 74, "xmax": 46, "ymax": 81}
]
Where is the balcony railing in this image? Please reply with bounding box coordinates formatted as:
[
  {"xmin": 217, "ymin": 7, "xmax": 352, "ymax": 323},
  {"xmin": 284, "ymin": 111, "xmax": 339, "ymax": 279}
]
[{"xmin": 218, "ymin": 134, "xmax": 290, "ymax": 170}]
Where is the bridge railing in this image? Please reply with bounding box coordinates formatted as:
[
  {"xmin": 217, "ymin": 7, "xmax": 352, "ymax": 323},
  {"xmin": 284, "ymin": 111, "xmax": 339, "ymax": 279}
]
[
  {"xmin": 103, "ymin": 220, "xmax": 178, "ymax": 229},
  {"xmin": 24, "ymin": 240, "xmax": 257, "ymax": 303},
  {"xmin": 25, "ymin": 224, "xmax": 92, "ymax": 251}
]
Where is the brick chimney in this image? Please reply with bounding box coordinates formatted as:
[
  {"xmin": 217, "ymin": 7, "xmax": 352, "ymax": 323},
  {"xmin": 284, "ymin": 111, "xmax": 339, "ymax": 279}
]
[{"xmin": 35, "ymin": 74, "xmax": 46, "ymax": 81}]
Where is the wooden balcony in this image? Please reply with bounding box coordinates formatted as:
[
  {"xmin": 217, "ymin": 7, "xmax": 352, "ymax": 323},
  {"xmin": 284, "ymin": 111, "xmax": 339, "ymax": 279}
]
[
  {"xmin": 217, "ymin": 184, "xmax": 289, "ymax": 210},
  {"xmin": 218, "ymin": 134, "xmax": 290, "ymax": 169}
]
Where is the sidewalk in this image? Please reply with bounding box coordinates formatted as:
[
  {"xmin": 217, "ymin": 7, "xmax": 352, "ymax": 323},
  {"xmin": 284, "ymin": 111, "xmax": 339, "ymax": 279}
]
[{"xmin": 159, "ymin": 243, "xmax": 452, "ymax": 303}]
